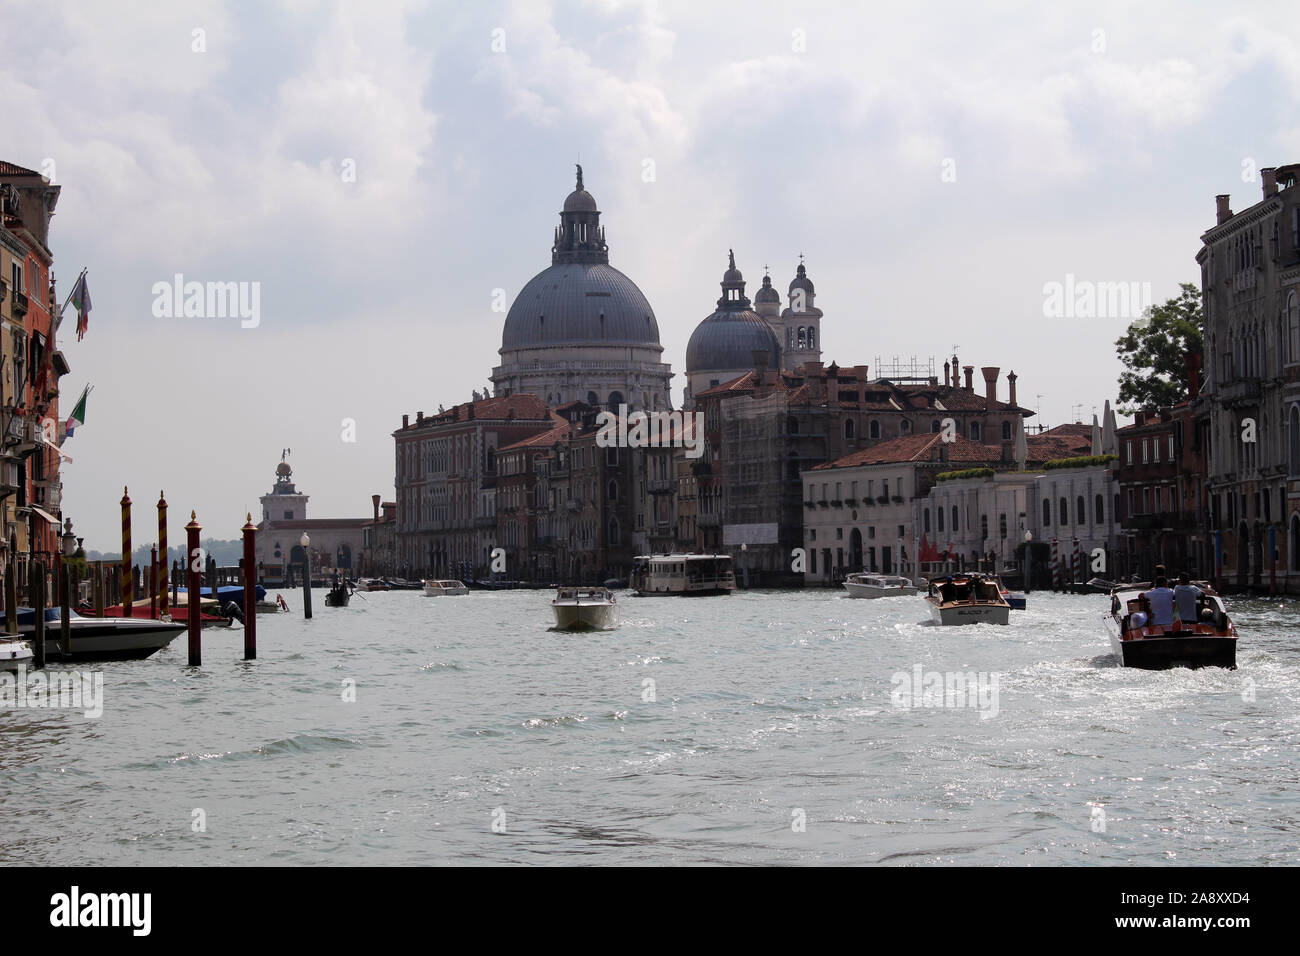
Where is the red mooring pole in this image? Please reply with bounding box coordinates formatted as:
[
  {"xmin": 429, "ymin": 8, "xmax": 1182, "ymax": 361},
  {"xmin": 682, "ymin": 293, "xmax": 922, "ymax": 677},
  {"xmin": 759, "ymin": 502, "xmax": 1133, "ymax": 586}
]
[
  {"xmin": 158, "ymin": 491, "xmax": 168, "ymax": 617},
  {"xmin": 242, "ymin": 513, "xmax": 257, "ymax": 660},
  {"xmin": 186, "ymin": 511, "xmax": 202, "ymax": 666},
  {"xmin": 121, "ymin": 486, "xmax": 133, "ymax": 617}
]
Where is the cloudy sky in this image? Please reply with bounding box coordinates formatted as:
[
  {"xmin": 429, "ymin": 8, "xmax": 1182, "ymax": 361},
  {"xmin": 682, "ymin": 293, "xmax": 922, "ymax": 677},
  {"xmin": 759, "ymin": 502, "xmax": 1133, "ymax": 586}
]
[{"xmin": 5, "ymin": 0, "xmax": 1300, "ymax": 550}]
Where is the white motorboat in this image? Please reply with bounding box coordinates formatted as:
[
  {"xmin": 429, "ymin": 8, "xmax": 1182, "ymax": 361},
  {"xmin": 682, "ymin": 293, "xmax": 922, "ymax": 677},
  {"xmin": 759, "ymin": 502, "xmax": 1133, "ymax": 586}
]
[
  {"xmin": 15, "ymin": 608, "xmax": 184, "ymax": 661},
  {"xmin": 924, "ymin": 573, "xmax": 1011, "ymax": 625},
  {"xmin": 1103, "ymin": 582, "xmax": 1237, "ymax": 669},
  {"xmin": 551, "ymin": 587, "xmax": 619, "ymax": 631},
  {"xmin": 1, "ymin": 638, "xmax": 33, "ymax": 672},
  {"xmin": 842, "ymin": 572, "xmax": 918, "ymax": 599},
  {"xmin": 424, "ymin": 579, "xmax": 470, "ymax": 597}
]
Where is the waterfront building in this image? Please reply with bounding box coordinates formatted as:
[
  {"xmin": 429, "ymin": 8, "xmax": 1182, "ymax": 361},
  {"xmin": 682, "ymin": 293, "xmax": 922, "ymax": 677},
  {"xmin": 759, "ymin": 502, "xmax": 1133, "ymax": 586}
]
[
  {"xmin": 491, "ymin": 167, "xmax": 673, "ymax": 412},
  {"xmin": 255, "ymin": 458, "xmax": 369, "ymax": 583},
  {"xmin": 495, "ymin": 422, "xmax": 567, "ymax": 581},
  {"xmin": 1196, "ymin": 164, "xmax": 1300, "ymax": 591},
  {"xmin": 361, "ymin": 496, "xmax": 397, "ymax": 577},
  {"xmin": 0, "ymin": 161, "xmax": 69, "ymax": 582},
  {"xmin": 393, "ymin": 393, "xmax": 555, "ymax": 578}
]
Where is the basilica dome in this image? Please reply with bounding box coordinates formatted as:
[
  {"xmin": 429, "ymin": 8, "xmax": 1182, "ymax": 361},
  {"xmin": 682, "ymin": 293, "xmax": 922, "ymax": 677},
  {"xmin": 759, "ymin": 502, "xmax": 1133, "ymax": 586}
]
[
  {"xmin": 502, "ymin": 263, "xmax": 661, "ymax": 349},
  {"xmin": 686, "ymin": 252, "xmax": 780, "ymax": 376}
]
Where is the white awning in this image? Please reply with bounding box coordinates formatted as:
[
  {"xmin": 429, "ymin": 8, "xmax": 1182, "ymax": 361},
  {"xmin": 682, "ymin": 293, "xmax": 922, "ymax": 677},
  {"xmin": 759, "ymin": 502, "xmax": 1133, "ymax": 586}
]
[{"xmin": 29, "ymin": 506, "xmax": 59, "ymax": 525}]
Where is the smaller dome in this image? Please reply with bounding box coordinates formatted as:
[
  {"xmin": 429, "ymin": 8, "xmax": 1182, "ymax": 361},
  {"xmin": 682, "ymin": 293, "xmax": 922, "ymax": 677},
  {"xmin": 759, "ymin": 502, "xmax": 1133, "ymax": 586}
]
[
  {"xmin": 563, "ymin": 188, "xmax": 597, "ymax": 213},
  {"xmin": 789, "ymin": 262, "xmax": 814, "ymax": 296},
  {"xmin": 276, "ymin": 461, "xmax": 292, "ymax": 477},
  {"xmin": 686, "ymin": 309, "xmax": 780, "ymax": 373},
  {"xmin": 755, "ymin": 274, "xmax": 780, "ymax": 304}
]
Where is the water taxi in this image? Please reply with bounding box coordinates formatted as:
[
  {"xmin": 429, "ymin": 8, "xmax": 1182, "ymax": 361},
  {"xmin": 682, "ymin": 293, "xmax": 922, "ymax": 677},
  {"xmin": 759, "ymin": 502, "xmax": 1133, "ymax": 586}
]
[
  {"xmin": 924, "ymin": 573, "xmax": 1011, "ymax": 625},
  {"xmin": 631, "ymin": 554, "xmax": 735, "ymax": 596},
  {"xmin": 1103, "ymin": 582, "xmax": 1237, "ymax": 669},
  {"xmin": 551, "ymin": 587, "xmax": 619, "ymax": 631},
  {"xmin": 424, "ymin": 579, "xmax": 470, "ymax": 597},
  {"xmin": 842, "ymin": 572, "xmax": 917, "ymax": 599}
]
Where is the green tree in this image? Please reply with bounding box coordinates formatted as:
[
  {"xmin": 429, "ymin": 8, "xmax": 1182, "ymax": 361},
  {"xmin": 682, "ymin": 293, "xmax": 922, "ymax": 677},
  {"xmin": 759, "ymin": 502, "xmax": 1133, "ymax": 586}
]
[{"xmin": 1114, "ymin": 282, "xmax": 1203, "ymax": 415}]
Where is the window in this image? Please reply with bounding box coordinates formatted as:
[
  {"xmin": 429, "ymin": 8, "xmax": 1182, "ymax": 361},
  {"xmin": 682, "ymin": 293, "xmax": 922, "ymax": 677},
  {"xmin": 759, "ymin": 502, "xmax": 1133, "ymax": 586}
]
[
  {"xmin": 836, "ymin": 527, "xmax": 843, "ymax": 540},
  {"xmin": 970, "ymin": 422, "xmax": 980, "ymax": 440},
  {"xmin": 608, "ymin": 480, "xmax": 618, "ymax": 501},
  {"xmin": 951, "ymin": 505, "xmax": 959, "ymax": 531},
  {"xmin": 937, "ymin": 508, "xmax": 945, "ymax": 532},
  {"xmin": 1042, "ymin": 499, "xmax": 1051, "ymax": 526},
  {"xmin": 1168, "ymin": 435, "xmax": 1174, "ymax": 462},
  {"xmin": 844, "ymin": 418, "xmax": 855, "ymax": 440},
  {"xmin": 1076, "ymin": 496, "xmax": 1085, "ymax": 525},
  {"xmin": 923, "ymin": 509, "xmax": 931, "ymax": 533},
  {"xmin": 1141, "ymin": 439, "xmax": 1148, "ymax": 464},
  {"xmin": 284, "ymin": 511, "xmax": 293, "ymax": 520},
  {"xmin": 869, "ymin": 420, "xmax": 880, "ymax": 439},
  {"xmin": 1059, "ymin": 497, "xmax": 1068, "ymax": 524},
  {"xmin": 932, "ymin": 420, "xmax": 941, "ymax": 433},
  {"xmin": 999, "ymin": 513, "xmax": 1007, "ymax": 538},
  {"xmin": 1126, "ymin": 441, "xmax": 1133, "ymax": 465},
  {"xmin": 900, "ymin": 419, "xmax": 912, "ymax": 435},
  {"xmin": 1288, "ymin": 292, "xmax": 1300, "ymax": 365},
  {"xmin": 980, "ymin": 515, "xmax": 988, "ymax": 542},
  {"xmin": 1002, "ymin": 421, "xmax": 1011, "ymax": 441},
  {"xmin": 1095, "ymin": 493, "xmax": 1104, "ymax": 523}
]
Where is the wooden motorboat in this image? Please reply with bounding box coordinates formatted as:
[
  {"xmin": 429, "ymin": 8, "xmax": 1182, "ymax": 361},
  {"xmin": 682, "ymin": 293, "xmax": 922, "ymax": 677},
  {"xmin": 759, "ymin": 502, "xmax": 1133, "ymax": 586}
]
[
  {"xmin": 842, "ymin": 572, "xmax": 917, "ymax": 599},
  {"xmin": 551, "ymin": 587, "xmax": 619, "ymax": 631},
  {"xmin": 924, "ymin": 573, "xmax": 1011, "ymax": 625},
  {"xmin": 1103, "ymin": 582, "xmax": 1237, "ymax": 669},
  {"xmin": 423, "ymin": 579, "xmax": 470, "ymax": 597}
]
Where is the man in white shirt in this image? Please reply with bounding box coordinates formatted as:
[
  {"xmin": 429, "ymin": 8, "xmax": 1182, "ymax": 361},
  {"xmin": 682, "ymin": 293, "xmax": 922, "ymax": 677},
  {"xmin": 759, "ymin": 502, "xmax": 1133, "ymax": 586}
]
[{"xmin": 1142, "ymin": 576, "xmax": 1176, "ymax": 628}]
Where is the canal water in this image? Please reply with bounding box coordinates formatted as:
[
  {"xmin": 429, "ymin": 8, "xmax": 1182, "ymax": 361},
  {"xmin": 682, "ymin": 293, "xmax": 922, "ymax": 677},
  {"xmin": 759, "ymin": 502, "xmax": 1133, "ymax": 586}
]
[{"xmin": 1, "ymin": 589, "xmax": 1296, "ymax": 865}]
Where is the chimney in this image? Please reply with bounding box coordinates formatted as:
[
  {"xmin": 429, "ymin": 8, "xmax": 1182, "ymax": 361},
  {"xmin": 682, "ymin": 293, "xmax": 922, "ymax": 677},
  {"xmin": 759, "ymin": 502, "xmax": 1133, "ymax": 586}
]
[
  {"xmin": 963, "ymin": 365, "xmax": 974, "ymax": 390},
  {"xmin": 1215, "ymin": 194, "xmax": 1232, "ymax": 225},
  {"xmin": 1134, "ymin": 409, "xmax": 1146, "ymax": 426},
  {"xmin": 372, "ymin": 494, "xmax": 380, "ymax": 521},
  {"xmin": 416, "ymin": 410, "xmax": 423, "ymax": 424},
  {"xmin": 402, "ymin": 414, "xmax": 409, "ymax": 428},
  {"xmin": 1006, "ymin": 370, "xmax": 1018, "ymax": 407},
  {"xmin": 1262, "ymin": 167, "xmax": 1278, "ymax": 199},
  {"xmin": 981, "ymin": 366, "xmax": 999, "ymax": 403},
  {"xmin": 854, "ymin": 364, "xmax": 867, "ymax": 404}
]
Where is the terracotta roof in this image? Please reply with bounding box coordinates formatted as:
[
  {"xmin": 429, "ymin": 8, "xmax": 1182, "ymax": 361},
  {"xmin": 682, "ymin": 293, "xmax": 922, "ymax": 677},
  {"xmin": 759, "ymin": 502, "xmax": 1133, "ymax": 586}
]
[
  {"xmin": 499, "ymin": 422, "xmax": 570, "ymax": 452},
  {"xmin": 697, "ymin": 370, "xmax": 1029, "ymax": 415},
  {"xmin": 814, "ymin": 434, "xmax": 1004, "ymax": 470},
  {"xmin": 0, "ymin": 161, "xmax": 42, "ymax": 177},
  {"xmin": 1024, "ymin": 434, "xmax": 1091, "ymax": 460},
  {"xmin": 400, "ymin": 393, "xmax": 551, "ymax": 430}
]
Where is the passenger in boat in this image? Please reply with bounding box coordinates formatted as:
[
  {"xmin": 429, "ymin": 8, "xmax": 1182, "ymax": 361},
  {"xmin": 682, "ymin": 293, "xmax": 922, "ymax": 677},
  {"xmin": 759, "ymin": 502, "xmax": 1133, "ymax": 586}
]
[
  {"xmin": 1173, "ymin": 573, "xmax": 1203, "ymax": 625},
  {"xmin": 1142, "ymin": 576, "xmax": 1176, "ymax": 628}
]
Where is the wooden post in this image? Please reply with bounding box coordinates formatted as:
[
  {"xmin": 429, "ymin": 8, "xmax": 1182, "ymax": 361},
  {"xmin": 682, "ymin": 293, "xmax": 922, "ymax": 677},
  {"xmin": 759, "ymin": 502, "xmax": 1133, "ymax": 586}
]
[
  {"xmin": 150, "ymin": 546, "xmax": 158, "ymax": 618},
  {"xmin": 4, "ymin": 559, "xmax": 16, "ymax": 635},
  {"xmin": 158, "ymin": 492, "xmax": 169, "ymax": 617},
  {"xmin": 186, "ymin": 512, "xmax": 202, "ymax": 666},
  {"xmin": 302, "ymin": 542, "xmax": 313, "ymax": 620},
  {"xmin": 242, "ymin": 514, "xmax": 257, "ymax": 659},
  {"xmin": 30, "ymin": 561, "xmax": 45, "ymax": 669},
  {"xmin": 121, "ymin": 487, "xmax": 133, "ymax": 616},
  {"xmin": 207, "ymin": 557, "xmax": 217, "ymax": 611},
  {"xmin": 171, "ymin": 560, "xmax": 179, "ymax": 610},
  {"xmin": 60, "ymin": 564, "xmax": 71, "ymax": 659},
  {"xmin": 93, "ymin": 561, "xmax": 104, "ymax": 617}
]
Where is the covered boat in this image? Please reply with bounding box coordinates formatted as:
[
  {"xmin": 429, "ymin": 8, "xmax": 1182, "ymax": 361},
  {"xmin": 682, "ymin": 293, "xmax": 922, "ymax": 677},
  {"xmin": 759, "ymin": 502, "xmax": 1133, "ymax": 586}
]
[
  {"xmin": 924, "ymin": 573, "xmax": 1011, "ymax": 625},
  {"xmin": 842, "ymin": 572, "xmax": 917, "ymax": 599},
  {"xmin": 1103, "ymin": 583, "xmax": 1237, "ymax": 669},
  {"xmin": 423, "ymin": 579, "xmax": 470, "ymax": 597},
  {"xmin": 632, "ymin": 554, "xmax": 735, "ymax": 596},
  {"xmin": 551, "ymin": 587, "xmax": 619, "ymax": 631}
]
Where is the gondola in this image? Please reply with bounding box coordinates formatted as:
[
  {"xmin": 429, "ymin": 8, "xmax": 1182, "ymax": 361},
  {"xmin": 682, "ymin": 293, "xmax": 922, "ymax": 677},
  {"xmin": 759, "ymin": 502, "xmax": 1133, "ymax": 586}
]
[{"xmin": 324, "ymin": 574, "xmax": 353, "ymax": 607}]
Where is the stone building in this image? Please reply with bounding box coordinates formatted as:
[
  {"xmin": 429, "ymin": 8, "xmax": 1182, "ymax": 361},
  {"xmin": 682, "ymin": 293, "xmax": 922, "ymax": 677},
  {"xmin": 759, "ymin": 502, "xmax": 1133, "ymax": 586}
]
[
  {"xmin": 491, "ymin": 167, "xmax": 673, "ymax": 412},
  {"xmin": 255, "ymin": 459, "xmax": 369, "ymax": 584},
  {"xmin": 361, "ymin": 496, "xmax": 397, "ymax": 577},
  {"xmin": 1196, "ymin": 163, "xmax": 1300, "ymax": 591}
]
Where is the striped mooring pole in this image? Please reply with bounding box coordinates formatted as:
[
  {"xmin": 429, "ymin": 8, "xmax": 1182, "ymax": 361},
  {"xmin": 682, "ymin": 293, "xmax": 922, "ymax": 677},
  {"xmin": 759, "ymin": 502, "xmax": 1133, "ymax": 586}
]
[
  {"xmin": 1072, "ymin": 537, "xmax": 1081, "ymax": 585},
  {"xmin": 158, "ymin": 491, "xmax": 168, "ymax": 617},
  {"xmin": 1051, "ymin": 536, "xmax": 1061, "ymax": 591},
  {"xmin": 120, "ymin": 486, "xmax": 133, "ymax": 617}
]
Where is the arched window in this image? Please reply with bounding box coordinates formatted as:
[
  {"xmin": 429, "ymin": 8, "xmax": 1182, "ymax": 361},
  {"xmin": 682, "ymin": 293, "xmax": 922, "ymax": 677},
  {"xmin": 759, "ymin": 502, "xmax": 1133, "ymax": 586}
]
[
  {"xmin": 587, "ymin": 391, "xmax": 599, "ymax": 407},
  {"xmin": 1001, "ymin": 420, "xmax": 1012, "ymax": 441},
  {"xmin": 1290, "ymin": 405, "xmax": 1300, "ymax": 476},
  {"xmin": 608, "ymin": 518, "xmax": 620, "ymax": 547},
  {"xmin": 1288, "ymin": 291, "xmax": 1300, "ymax": 365},
  {"xmin": 931, "ymin": 420, "xmax": 941, "ymax": 433},
  {"xmin": 608, "ymin": 479, "xmax": 618, "ymax": 501},
  {"xmin": 951, "ymin": 505, "xmax": 959, "ymax": 531},
  {"xmin": 869, "ymin": 420, "xmax": 880, "ymax": 439},
  {"xmin": 937, "ymin": 508, "xmax": 945, "ymax": 532},
  {"xmin": 608, "ymin": 391, "xmax": 624, "ymax": 410},
  {"xmin": 844, "ymin": 418, "xmax": 855, "ymax": 439},
  {"xmin": 808, "ymin": 328, "xmax": 816, "ymax": 349},
  {"xmin": 1059, "ymin": 497, "xmax": 1068, "ymax": 525},
  {"xmin": 1042, "ymin": 499, "xmax": 1051, "ymax": 526},
  {"xmin": 900, "ymin": 419, "xmax": 912, "ymax": 434},
  {"xmin": 923, "ymin": 509, "xmax": 931, "ymax": 533},
  {"xmin": 970, "ymin": 422, "xmax": 980, "ymax": 440},
  {"xmin": 1076, "ymin": 495, "xmax": 1085, "ymax": 524},
  {"xmin": 1095, "ymin": 494, "xmax": 1104, "ymax": 523},
  {"xmin": 798, "ymin": 327, "xmax": 807, "ymax": 348}
]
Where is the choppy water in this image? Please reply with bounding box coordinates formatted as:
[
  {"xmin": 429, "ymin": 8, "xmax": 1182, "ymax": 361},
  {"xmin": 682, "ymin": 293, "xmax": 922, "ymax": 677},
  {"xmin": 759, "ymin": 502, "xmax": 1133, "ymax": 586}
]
[{"xmin": 1, "ymin": 589, "xmax": 1297, "ymax": 865}]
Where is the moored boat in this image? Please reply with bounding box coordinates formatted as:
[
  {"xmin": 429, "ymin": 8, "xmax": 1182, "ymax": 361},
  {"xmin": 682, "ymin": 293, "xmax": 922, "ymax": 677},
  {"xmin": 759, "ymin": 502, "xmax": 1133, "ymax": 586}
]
[
  {"xmin": 1, "ymin": 638, "xmax": 33, "ymax": 671},
  {"xmin": 924, "ymin": 573, "xmax": 1011, "ymax": 625},
  {"xmin": 424, "ymin": 579, "xmax": 470, "ymax": 597},
  {"xmin": 631, "ymin": 554, "xmax": 735, "ymax": 596},
  {"xmin": 1103, "ymin": 582, "xmax": 1237, "ymax": 669},
  {"xmin": 551, "ymin": 587, "xmax": 619, "ymax": 631},
  {"xmin": 14, "ymin": 608, "xmax": 185, "ymax": 661},
  {"xmin": 842, "ymin": 572, "xmax": 917, "ymax": 599},
  {"xmin": 993, "ymin": 576, "xmax": 1026, "ymax": 610}
]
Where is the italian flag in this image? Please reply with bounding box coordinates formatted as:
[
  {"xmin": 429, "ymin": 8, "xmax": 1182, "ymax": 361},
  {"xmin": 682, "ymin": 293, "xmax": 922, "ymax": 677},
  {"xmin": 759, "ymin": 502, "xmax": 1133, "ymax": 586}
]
[{"xmin": 65, "ymin": 384, "xmax": 90, "ymax": 437}]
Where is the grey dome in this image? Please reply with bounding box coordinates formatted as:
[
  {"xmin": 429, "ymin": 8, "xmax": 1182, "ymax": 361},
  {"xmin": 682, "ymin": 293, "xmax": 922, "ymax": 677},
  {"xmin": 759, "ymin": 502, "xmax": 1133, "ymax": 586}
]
[
  {"xmin": 686, "ymin": 308, "xmax": 780, "ymax": 372},
  {"xmin": 563, "ymin": 188, "xmax": 597, "ymax": 213},
  {"xmin": 789, "ymin": 262, "xmax": 814, "ymax": 295},
  {"xmin": 755, "ymin": 274, "xmax": 780, "ymax": 304},
  {"xmin": 502, "ymin": 263, "xmax": 662, "ymax": 351}
]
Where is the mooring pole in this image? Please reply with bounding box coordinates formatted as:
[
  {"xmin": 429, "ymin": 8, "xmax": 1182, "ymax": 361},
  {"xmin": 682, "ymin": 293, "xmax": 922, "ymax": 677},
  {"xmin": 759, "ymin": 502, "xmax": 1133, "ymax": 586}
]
[
  {"xmin": 93, "ymin": 560, "xmax": 104, "ymax": 617},
  {"xmin": 158, "ymin": 491, "xmax": 168, "ymax": 618},
  {"xmin": 171, "ymin": 560, "xmax": 179, "ymax": 609},
  {"xmin": 242, "ymin": 514, "xmax": 257, "ymax": 660},
  {"xmin": 302, "ymin": 543, "xmax": 313, "ymax": 620},
  {"xmin": 150, "ymin": 545, "xmax": 158, "ymax": 618},
  {"xmin": 30, "ymin": 561, "xmax": 45, "ymax": 669},
  {"xmin": 186, "ymin": 512, "xmax": 202, "ymax": 666},
  {"xmin": 4, "ymin": 559, "xmax": 16, "ymax": 635},
  {"xmin": 60, "ymin": 564, "xmax": 71, "ymax": 659},
  {"xmin": 120, "ymin": 487, "xmax": 133, "ymax": 617}
]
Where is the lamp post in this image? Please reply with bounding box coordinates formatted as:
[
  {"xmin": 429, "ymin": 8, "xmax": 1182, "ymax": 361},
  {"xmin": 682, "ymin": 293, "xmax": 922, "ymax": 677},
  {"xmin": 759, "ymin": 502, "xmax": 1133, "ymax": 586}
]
[
  {"xmin": 1024, "ymin": 531, "xmax": 1033, "ymax": 594},
  {"xmin": 300, "ymin": 532, "xmax": 312, "ymax": 619},
  {"xmin": 740, "ymin": 542, "xmax": 749, "ymax": 589}
]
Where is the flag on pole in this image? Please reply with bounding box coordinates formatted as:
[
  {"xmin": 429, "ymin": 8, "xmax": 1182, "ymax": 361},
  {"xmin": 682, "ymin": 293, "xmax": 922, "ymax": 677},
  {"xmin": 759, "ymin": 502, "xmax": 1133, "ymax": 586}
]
[
  {"xmin": 70, "ymin": 272, "xmax": 92, "ymax": 341},
  {"xmin": 65, "ymin": 384, "xmax": 90, "ymax": 437}
]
